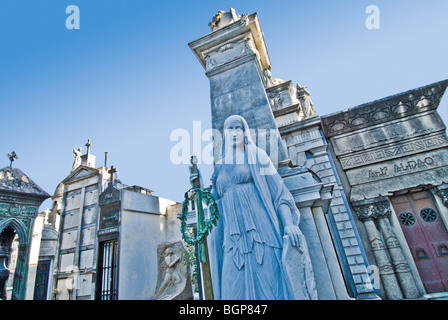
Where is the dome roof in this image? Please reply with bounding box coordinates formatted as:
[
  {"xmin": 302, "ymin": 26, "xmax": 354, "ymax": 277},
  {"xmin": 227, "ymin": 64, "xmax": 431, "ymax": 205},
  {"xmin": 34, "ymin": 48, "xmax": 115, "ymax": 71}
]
[{"xmin": 53, "ymin": 182, "xmax": 64, "ymax": 198}]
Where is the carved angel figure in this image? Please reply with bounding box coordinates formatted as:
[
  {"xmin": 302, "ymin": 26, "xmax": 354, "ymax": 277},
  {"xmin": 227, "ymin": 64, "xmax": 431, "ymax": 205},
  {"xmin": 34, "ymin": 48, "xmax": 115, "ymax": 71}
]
[{"xmin": 153, "ymin": 246, "xmax": 185, "ymax": 300}]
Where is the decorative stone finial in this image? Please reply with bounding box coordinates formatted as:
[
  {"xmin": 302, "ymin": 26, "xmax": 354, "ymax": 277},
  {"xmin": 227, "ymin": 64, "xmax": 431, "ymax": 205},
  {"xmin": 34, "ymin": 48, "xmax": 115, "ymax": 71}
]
[{"xmin": 208, "ymin": 8, "xmax": 243, "ymax": 32}]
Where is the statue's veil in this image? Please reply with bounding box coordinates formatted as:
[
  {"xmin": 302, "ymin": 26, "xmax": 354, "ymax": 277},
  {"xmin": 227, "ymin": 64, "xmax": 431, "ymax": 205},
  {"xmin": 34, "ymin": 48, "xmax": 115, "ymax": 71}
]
[{"xmin": 209, "ymin": 114, "xmax": 317, "ymax": 300}]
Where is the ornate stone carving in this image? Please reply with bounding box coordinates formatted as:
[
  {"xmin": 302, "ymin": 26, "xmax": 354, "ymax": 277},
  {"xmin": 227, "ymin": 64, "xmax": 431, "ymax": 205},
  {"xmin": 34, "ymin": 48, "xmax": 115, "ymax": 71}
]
[
  {"xmin": 321, "ymin": 79, "xmax": 448, "ymax": 137},
  {"xmin": 296, "ymin": 85, "xmax": 316, "ymax": 120},
  {"xmin": 208, "ymin": 8, "xmax": 244, "ymax": 32},
  {"xmin": 152, "ymin": 241, "xmax": 192, "ymax": 300},
  {"xmin": 208, "ymin": 10, "xmax": 226, "ymax": 31},
  {"xmin": 370, "ymin": 237, "xmax": 386, "ymax": 251},
  {"xmin": 362, "ymin": 218, "xmax": 403, "ymax": 299},
  {"xmin": 378, "ymin": 264, "xmax": 395, "ymax": 275},
  {"xmin": 72, "ymin": 147, "xmax": 82, "ymax": 171},
  {"xmin": 240, "ymin": 13, "xmax": 249, "ymax": 27},
  {"xmin": 352, "ymin": 199, "xmax": 391, "ymax": 222},
  {"xmin": 339, "ymin": 133, "xmax": 448, "ymax": 170},
  {"xmin": 205, "ymin": 36, "xmax": 259, "ymax": 71},
  {"xmin": 434, "ymin": 186, "xmax": 448, "ymax": 208},
  {"xmin": 268, "ymin": 92, "xmax": 282, "ymax": 111},
  {"xmin": 354, "ymin": 198, "xmax": 421, "ymax": 299}
]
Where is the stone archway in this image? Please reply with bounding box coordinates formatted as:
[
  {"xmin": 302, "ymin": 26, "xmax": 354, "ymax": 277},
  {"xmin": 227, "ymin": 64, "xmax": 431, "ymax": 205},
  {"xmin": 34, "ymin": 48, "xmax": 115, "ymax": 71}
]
[
  {"xmin": 0, "ymin": 218, "xmax": 33, "ymax": 300},
  {"xmin": 0, "ymin": 166, "xmax": 50, "ymax": 300}
]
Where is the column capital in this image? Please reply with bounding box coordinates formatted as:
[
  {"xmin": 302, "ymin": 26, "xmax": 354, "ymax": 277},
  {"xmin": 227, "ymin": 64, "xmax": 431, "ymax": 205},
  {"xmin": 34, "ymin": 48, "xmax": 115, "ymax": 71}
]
[
  {"xmin": 434, "ymin": 185, "xmax": 448, "ymax": 208},
  {"xmin": 352, "ymin": 197, "xmax": 392, "ymax": 221}
]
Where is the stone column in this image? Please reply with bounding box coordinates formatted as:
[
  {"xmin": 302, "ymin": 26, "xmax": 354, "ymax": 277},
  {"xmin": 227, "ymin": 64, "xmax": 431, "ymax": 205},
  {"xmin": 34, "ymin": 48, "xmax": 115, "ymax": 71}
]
[
  {"xmin": 9, "ymin": 242, "xmax": 30, "ymax": 300},
  {"xmin": 311, "ymin": 206, "xmax": 353, "ymax": 300},
  {"xmin": 377, "ymin": 216, "xmax": 420, "ymax": 299},
  {"xmin": 354, "ymin": 198, "xmax": 422, "ymax": 300},
  {"xmin": 434, "ymin": 186, "xmax": 448, "ymax": 208},
  {"xmin": 189, "ymin": 11, "xmax": 289, "ymax": 166},
  {"xmin": 359, "ymin": 216, "xmax": 403, "ymax": 300},
  {"xmin": 354, "ymin": 201, "xmax": 403, "ymax": 300}
]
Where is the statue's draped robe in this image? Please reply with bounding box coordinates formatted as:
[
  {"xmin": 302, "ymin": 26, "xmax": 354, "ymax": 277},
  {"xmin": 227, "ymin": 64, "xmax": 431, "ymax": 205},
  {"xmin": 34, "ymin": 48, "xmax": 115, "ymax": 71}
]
[{"xmin": 208, "ymin": 115, "xmax": 315, "ymax": 300}]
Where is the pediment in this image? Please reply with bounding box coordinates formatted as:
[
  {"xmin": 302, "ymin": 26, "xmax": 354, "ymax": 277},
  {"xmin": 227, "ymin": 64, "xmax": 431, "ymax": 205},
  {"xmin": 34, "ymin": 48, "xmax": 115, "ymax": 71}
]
[{"xmin": 62, "ymin": 166, "xmax": 100, "ymax": 184}]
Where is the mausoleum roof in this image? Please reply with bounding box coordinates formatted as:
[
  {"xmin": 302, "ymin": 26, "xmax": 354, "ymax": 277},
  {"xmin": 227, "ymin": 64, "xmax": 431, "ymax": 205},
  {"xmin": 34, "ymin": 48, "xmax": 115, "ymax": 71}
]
[{"xmin": 0, "ymin": 166, "xmax": 50, "ymax": 199}]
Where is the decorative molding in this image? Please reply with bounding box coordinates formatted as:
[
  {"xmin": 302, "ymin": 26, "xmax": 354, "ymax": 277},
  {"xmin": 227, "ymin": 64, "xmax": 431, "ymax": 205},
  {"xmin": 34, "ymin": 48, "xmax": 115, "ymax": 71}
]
[
  {"xmin": 189, "ymin": 12, "xmax": 271, "ymax": 71},
  {"xmin": 62, "ymin": 166, "xmax": 100, "ymax": 185},
  {"xmin": 378, "ymin": 263, "xmax": 395, "ymax": 275},
  {"xmin": 352, "ymin": 199, "xmax": 392, "ymax": 221},
  {"xmin": 339, "ymin": 133, "xmax": 448, "ymax": 170},
  {"xmin": 321, "ymin": 79, "xmax": 448, "ymax": 137},
  {"xmin": 205, "ymin": 35, "xmax": 259, "ymax": 72},
  {"xmin": 0, "ymin": 203, "xmax": 38, "ymax": 219}
]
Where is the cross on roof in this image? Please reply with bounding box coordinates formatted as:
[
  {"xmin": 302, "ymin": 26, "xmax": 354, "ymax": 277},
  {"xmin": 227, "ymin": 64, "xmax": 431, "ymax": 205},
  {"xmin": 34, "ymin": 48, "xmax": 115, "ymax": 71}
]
[
  {"xmin": 7, "ymin": 151, "xmax": 19, "ymax": 167},
  {"xmin": 108, "ymin": 165, "xmax": 117, "ymax": 185},
  {"xmin": 85, "ymin": 139, "xmax": 91, "ymax": 155}
]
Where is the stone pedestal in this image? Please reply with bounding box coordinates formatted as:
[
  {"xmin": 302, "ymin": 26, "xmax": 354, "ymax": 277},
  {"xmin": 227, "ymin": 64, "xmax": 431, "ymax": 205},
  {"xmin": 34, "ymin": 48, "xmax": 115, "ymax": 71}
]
[{"xmin": 189, "ymin": 12, "xmax": 288, "ymax": 166}]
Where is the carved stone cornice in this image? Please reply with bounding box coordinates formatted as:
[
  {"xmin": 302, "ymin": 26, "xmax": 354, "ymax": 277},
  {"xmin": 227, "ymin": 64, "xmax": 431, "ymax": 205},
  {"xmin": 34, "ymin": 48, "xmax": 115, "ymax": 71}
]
[
  {"xmin": 189, "ymin": 12, "xmax": 271, "ymax": 71},
  {"xmin": 204, "ymin": 33, "xmax": 260, "ymax": 72},
  {"xmin": 339, "ymin": 132, "xmax": 448, "ymax": 170},
  {"xmin": 321, "ymin": 79, "xmax": 448, "ymax": 138}
]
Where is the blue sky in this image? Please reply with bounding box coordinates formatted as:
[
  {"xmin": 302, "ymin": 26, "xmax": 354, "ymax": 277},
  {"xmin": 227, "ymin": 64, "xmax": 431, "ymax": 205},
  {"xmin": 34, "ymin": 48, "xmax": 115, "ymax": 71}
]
[{"xmin": 1, "ymin": 0, "xmax": 447, "ymax": 210}]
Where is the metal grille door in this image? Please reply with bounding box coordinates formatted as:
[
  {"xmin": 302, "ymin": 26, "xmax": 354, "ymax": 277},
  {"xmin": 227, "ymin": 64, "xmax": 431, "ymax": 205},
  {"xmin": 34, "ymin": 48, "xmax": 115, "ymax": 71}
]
[{"xmin": 97, "ymin": 240, "xmax": 119, "ymax": 300}]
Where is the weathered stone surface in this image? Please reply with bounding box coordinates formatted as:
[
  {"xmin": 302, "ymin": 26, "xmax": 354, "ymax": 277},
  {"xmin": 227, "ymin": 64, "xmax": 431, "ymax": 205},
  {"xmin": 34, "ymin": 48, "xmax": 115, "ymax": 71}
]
[
  {"xmin": 189, "ymin": 9, "xmax": 373, "ymax": 301},
  {"xmin": 0, "ymin": 166, "xmax": 49, "ymax": 300},
  {"xmin": 282, "ymin": 235, "xmax": 318, "ymax": 300},
  {"xmin": 346, "ymin": 148, "xmax": 448, "ymax": 187},
  {"xmin": 321, "ymin": 79, "xmax": 448, "ymax": 138},
  {"xmin": 0, "ymin": 167, "xmax": 50, "ymax": 199},
  {"xmin": 152, "ymin": 241, "xmax": 193, "ymax": 300},
  {"xmin": 321, "ymin": 79, "xmax": 448, "ymax": 202},
  {"xmin": 189, "ymin": 12, "xmax": 285, "ymax": 164}
]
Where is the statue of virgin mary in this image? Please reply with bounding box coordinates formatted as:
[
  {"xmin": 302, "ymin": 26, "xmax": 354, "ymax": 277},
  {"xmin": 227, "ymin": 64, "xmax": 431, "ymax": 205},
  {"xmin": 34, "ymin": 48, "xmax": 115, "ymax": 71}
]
[{"xmin": 204, "ymin": 114, "xmax": 317, "ymax": 300}]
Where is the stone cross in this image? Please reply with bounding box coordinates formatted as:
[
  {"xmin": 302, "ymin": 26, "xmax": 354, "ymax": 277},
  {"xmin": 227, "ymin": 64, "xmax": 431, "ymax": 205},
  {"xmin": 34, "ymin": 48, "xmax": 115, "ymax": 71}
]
[
  {"xmin": 85, "ymin": 139, "xmax": 91, "ymax": 155},
  {"xmin": 7, "ymin": 151, "xmax": 18, "ymax": 167},
  {"xmin": 108, "ymin": 165, "xmax": 117, "ymax": 185}
]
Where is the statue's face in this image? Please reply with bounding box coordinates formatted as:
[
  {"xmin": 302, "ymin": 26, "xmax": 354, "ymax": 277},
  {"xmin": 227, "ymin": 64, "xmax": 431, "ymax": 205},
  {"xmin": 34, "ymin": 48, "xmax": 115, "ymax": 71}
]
[{"xmin": 224, "ymin": 118, "xmax": 245, "ymax": 148}]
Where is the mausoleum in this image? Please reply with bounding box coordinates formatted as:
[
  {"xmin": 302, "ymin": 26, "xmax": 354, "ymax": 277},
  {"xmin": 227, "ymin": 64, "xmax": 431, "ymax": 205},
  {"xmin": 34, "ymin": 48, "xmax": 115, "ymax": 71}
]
[
  {"xmin": 0, "ymin": 165, "xmax": 50, "ymax": 300},
  {"xmin": 188, "ymin": 8, "xmax": 448, "ymax": 300}
]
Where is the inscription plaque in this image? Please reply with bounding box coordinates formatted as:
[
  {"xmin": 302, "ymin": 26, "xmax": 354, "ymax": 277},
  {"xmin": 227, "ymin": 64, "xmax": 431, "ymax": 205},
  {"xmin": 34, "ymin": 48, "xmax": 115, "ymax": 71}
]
[
  {"xmin": 99, "ymin": 203, "xmax": 120, "ymax": 230},
  {"xmin": 347, "ymin": 150, "xmax": 443, "ymax": 186}
]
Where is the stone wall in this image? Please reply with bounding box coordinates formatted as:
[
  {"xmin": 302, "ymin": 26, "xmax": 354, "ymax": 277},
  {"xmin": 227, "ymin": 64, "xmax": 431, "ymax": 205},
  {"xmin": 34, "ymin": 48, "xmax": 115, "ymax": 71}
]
[
  {"xmin": 321, "ymin": 79, "xmax": 448, "ymax": 299},
  {"xmin": 273, "ymin": 95, "xmax": 378, "ymax": 299}
]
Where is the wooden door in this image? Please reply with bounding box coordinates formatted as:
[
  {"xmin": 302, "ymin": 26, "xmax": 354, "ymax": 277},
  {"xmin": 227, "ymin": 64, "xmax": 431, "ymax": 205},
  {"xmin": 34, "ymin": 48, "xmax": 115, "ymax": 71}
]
[{"xmin": 390, "ymin": 190, "xmax": 448, "ymax": 293}]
